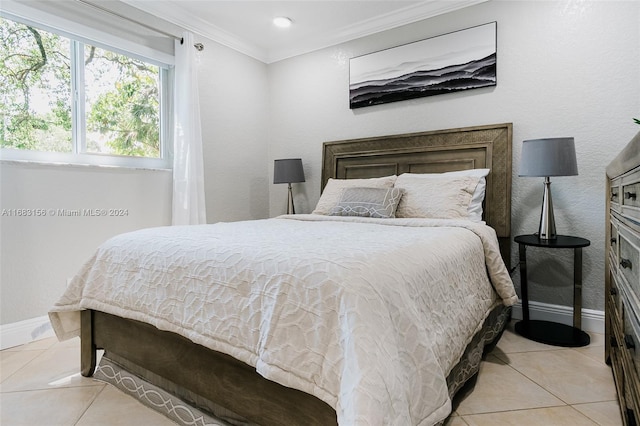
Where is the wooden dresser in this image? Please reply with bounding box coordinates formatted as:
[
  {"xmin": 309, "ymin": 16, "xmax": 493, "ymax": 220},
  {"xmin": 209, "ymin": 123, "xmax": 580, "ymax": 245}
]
[{"xmin": 606, "ymin": 131, "xmax": 640, "ymax": 425}]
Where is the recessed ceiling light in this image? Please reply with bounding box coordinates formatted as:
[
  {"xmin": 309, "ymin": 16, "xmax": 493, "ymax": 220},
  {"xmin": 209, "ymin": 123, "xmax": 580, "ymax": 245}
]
[{"xmin": 273, "ymin": 17, "xmax": 293, "ymax": 28}]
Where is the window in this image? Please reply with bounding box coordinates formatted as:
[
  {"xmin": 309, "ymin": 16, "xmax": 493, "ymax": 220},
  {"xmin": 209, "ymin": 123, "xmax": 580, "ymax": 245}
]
[{"xmin": 0, "ymin": 15, "xmax": 170, "ymax": 168}]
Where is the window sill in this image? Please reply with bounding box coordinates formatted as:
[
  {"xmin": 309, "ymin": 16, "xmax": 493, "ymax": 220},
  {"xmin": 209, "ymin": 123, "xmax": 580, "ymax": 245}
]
[
  {"xmin": 0, "ymin": 148, "xmax": 172, "ymax": 171},
  {"xmin": 0, "ymin": 158, "xmax": 172, "ymax": 173}
]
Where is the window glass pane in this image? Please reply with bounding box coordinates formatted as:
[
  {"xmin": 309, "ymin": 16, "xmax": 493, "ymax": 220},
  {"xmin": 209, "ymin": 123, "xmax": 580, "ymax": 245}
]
[
  {"xmin": 84, "ymin": 45, "xmax": 161, "ymax": 158},
  {"xmin": 0, "ymin": 17, "xmax": 72, "ymax": 152}
]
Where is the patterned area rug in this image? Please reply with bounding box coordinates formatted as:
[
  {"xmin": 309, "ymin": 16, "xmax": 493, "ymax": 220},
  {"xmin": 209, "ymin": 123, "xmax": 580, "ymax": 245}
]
[{"xmin": 94, "ymin": 357, "xmax": 245, "ymax": 426}]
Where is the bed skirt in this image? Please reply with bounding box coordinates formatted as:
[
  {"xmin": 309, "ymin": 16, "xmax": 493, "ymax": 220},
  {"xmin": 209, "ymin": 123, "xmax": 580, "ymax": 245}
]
[
  {"xmin": 94, "ymin": 356, "xmax": 249, "ymax": 426},
  {"xmin": 445, "ymin": 302, "xmax": 510, "ymax": 397}
]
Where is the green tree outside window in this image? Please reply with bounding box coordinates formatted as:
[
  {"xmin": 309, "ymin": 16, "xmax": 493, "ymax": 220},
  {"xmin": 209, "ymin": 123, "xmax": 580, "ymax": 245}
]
[{"xmin": 0, "ymin": 17, "xmax": 161, "ymax": 158}]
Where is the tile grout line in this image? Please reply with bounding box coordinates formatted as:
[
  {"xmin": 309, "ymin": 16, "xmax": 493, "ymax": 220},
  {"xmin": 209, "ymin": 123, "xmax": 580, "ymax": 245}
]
[
  {"xmin": 0, "ymin": 348, "xmax": 49, "ymax": 387},
  {"xmin": 457, "ymin": 404, "xmax": 602, "ymax": 424},
  {"xmin": 489, "ymin": 335, "xmax": 621, "ymax": 425},
  {"xmin": 72, "ymin": 384, "xmax": 108, "ymax": 426}
]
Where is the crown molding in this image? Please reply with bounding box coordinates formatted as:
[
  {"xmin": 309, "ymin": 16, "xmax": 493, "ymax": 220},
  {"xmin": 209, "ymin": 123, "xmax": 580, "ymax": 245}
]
[
  {"xmin": 267, "ymin": 0, "xmax": 488, "ymax": 63},
  {"xmin": 121, "ymin": 0, "xmax": 269, "ymax": 62},
  {"xmin": 124, "ymin": 0, "xmax": 488, "ymax": 64}
]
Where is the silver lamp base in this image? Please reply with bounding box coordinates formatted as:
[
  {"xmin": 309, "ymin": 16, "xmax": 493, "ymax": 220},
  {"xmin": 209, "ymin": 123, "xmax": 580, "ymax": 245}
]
[
  {"xmin": 286, "ymin": 183, "xmax": 295, "ymax": 215},
  {"xmin": 538, "ymin": 176, "xmax": 556, "ymax": 239}
]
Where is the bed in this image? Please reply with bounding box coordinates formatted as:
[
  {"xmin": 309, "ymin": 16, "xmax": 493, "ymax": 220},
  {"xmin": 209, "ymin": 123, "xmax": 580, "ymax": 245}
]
[{"xmin": 49, "ymin": 123, "xmax": 516, "ymax": 426}]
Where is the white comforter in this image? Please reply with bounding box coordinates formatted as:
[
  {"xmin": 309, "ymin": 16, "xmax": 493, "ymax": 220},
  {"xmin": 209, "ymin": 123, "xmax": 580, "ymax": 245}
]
[{"xmin": 49, "ymin": 215, "xmax": 517, "ymax": 426}]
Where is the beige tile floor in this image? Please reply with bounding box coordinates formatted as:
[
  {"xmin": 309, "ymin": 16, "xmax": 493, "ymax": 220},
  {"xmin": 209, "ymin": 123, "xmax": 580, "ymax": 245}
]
[{"xmin": 0, "ymin": 321, "xmax": 623, "ymax": 426}]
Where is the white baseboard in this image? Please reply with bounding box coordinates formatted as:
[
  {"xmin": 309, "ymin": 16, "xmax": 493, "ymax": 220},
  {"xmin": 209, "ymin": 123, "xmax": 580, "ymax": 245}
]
[
  {"xmin": 510, "ymin": 300, "xmax": 605, "ymax": 334},
  {"xmin": 0, "ymin": 315, "xmax": 55, "ymax": 350},
  {"xmin": 0, "ymin": 302, "xmax": 605, "ymax": 351}
]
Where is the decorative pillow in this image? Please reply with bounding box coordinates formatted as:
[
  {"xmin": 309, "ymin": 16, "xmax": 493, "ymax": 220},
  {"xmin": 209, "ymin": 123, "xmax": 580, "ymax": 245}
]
[
  {"xmin": 394, "ymin": 174, "xmax": 481, "ymax": 219},
  {"xmin": 395, "ymin": 169, "xmax": 489, "ymax": 221},
  {"xmin": 312, "ymin": 175, "xmax": 397, "ymax": 215},
  {"xmin": 329, "ymin": 187, "xmax": 404, "ymax": 218}
]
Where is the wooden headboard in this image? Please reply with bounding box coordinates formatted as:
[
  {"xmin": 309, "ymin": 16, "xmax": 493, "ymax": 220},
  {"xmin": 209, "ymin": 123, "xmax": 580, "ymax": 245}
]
[{"xmin": 321, "ymin": 123, "xmax": 513, "ymax": 267}]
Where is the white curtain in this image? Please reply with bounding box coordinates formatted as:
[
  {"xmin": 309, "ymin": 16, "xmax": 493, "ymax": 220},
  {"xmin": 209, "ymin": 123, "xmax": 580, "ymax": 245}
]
[{"xmin": 172, "ymin": 32, "xmax": 206, "ymax": 225}]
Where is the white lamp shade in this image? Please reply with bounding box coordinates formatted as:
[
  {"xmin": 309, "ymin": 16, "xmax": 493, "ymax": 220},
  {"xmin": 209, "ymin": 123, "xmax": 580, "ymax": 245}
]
[{"xmin": 519, "ymin": 138, "xmax": 578, "ymax": 177}]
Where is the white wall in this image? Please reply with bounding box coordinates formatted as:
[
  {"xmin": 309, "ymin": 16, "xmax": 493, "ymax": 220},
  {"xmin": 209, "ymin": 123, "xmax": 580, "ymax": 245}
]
[
  {"xmin": 0, "ymin": 163, "xmax": 172, "ymax": 325},
  {"xmin": 197, "ymin": 36, "xmax": 270, "ymax": 223},
  {"xmin": 267, "ymin": 0, "xmax": 640, "ymax": 311}
]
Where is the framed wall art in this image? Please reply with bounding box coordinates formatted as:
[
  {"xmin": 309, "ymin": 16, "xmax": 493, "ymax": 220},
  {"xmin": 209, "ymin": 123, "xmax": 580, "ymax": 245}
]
[{"xmin": 349, "ymin": 22, "xmax": 497, "ymax": 109}]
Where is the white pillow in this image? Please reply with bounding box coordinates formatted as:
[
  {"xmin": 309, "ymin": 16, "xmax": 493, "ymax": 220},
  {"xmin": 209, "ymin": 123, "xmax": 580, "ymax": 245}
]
[
  {"xmin": 312, "ymin": 175, "xmax": 397, "ymax": 215},
  {"xmin": 394, "ymin": 174, "xmax": 481, "ymax": 219},
  {"xmin": 395, "ymin": 169, "xmax": 489, "ymax": 221}
]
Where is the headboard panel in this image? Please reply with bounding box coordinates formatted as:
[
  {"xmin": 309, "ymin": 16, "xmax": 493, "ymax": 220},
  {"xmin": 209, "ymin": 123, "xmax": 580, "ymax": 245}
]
[{"xmin": 321, "ymin": 123, "xmax": 512, "ymax": 266}]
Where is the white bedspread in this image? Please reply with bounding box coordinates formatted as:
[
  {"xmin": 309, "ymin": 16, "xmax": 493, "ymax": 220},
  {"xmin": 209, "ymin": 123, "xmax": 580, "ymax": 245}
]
[{"xmin": 49, "ymin": 215, "xmax": 517, "ymax": 426}]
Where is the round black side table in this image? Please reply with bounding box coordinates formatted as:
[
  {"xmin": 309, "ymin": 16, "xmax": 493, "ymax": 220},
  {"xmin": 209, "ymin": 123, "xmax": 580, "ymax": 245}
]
[{"xmin": 514, "ymin": 234, "xmax": 591, "ymax": 347}]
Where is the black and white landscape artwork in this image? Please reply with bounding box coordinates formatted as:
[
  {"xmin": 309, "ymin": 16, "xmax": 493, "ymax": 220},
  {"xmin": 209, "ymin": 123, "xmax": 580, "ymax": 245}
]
[{"xmin": 349, "ymin": 22, "xmax": 497, "ymax": 109}]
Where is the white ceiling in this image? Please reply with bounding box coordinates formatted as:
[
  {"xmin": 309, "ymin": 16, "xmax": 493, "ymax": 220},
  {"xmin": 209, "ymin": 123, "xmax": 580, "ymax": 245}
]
[{"xmin": 123, "ymin": 0, "xmax": 487, "ymax": 63}]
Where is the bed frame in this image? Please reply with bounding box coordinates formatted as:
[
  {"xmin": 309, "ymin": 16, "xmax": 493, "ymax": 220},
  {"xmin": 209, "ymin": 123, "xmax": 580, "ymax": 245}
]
[{"xmin": 81, "ymin": 123, "xmax": 513, "ymax": 425}]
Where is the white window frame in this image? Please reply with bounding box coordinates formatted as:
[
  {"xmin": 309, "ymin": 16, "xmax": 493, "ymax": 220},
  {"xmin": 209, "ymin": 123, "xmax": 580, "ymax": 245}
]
[{"xmin": 0, "ymin": 10, "xmax": 173, "ymax": 169}]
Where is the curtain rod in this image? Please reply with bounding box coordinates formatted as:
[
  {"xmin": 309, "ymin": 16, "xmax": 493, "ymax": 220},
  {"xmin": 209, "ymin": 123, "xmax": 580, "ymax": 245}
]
[{"xmin": 75, "ymin": 0, "xmax": 204, "ymax": 51}]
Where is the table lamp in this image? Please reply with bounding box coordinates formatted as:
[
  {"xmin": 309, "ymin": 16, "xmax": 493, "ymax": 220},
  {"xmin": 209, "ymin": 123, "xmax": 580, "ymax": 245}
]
[
  {"xmin": 274, "ymin": 158, "xmax": 305, "ymax": 214},
  {"xmin": 519, "ymin": 137, "xmax": 578, "ymax": 240}
]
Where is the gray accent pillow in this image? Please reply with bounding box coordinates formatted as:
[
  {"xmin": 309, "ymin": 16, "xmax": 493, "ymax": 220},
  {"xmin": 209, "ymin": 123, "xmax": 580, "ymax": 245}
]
[
  {"xmin": 312, "ymin": 175, "xmax": 397, "ymax": 215},
  {"xmin": 329, "ymin": 187, "xmax": 404, "ymax": 218}
]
